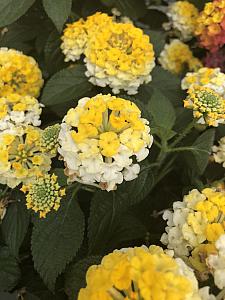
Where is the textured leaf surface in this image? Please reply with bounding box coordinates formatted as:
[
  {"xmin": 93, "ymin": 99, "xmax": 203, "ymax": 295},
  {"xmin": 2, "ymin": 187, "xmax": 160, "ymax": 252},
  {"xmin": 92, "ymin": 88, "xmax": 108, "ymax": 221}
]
[
  {"xmin": 31, "ymin": 194, "xmax": 85, "ymax": 290},
  {"xmin": 41, "ymin": 65, "xmax": 92, "ymax": 106},
  {"xmin": 43, "ymin": 0, "xmax": 72, "ymax": 32},
  {"xmin": 1, "ymin": 198, "xmax": 30, "ymax": 256},
  {"xmin": 65, "ymin": 256, "xmax": 101, "ymax": 300},
  {"xmin": 0, "ymin": 247, "xmax": 20, "ymax": 292},
  {"xmin": 0, "ymin": 0, "xmax": 35, "ymax": 27}
]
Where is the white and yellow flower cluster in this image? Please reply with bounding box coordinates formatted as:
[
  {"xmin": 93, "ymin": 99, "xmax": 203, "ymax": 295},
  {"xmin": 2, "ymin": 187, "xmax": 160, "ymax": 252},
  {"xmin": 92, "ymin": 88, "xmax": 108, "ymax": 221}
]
[
  {"xmin": 78, "ymin": 245, "xmax": 215, "ymax": 300},
  {"xmin": 183, "ymin": 85, "xmax": 225, "ymax": 126},
  {"xmin": 166, "ymin": 1, "xmax": 199, "ymax": 40},
  {"xmin": 58, "ymin": 94, "xmax": 153, "ymax": 191},
  {"xmin": 0, "ymin": 126, "xmax": 53, "ymax": 188},
  {"xmin": 158, "ymin": 39, "xmax": 202, "ymax": 75},
  {"xmin": 182, "ymin": 67, "xmax": 225, "ymax": 98},
  {"xmin": 61, "ymin": 12, "xmax": 155, "ymax": 94},
  {"xmin": 207, "ymin": 234, "xmax": 225, "ymax": 289},
  {"xmin": 0, "ymin": 93, "xmax": 43, "ymax": 131},
  {"xmin": 161, "ymin": 188, "xmax": 225, "ymax": 277}
]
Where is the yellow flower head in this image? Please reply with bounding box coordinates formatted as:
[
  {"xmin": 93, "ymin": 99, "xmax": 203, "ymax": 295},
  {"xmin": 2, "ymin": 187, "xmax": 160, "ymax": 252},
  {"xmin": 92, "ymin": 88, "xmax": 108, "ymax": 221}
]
[
  {"xmin": 0, "ymin": 126, "xmax": 53, "ymax": 188},
  {"xmin": 61, "ymin": 13, "xmax": 113, "ymax": 62},
  {"xmin": 85, "ymin": 21, "xmax": 155, "ymax": 94},
  {"xmin": 21, "ymin": 173, "xmax": 65, "ymax": 218},
  {"xmin": 78, "ymin": 246, "xmax": 208, "ymax": 300},
  {"xmin": 167, "ymin": 1, "xmax": 199, "ymax": 40},
  {"xmin": 61, "ymin": 12, "xmax": 155, "ymax": 94},
  {"xmin": 161, "ymin": 188, "xmax": 225, "ymax": 275},
  {"xmin": 0, "ymin": 48, "xmax": 43, "ymax": 98},
  {"xmin": 184, "ymin": 85, "xmax": 225, "ymax": 126},
  {"xmin": 159, "ymin": 39, "xmax": 202, "ymax": 74},
  {"xmin": 58, "ymin": 94, "xmax": 153, "ymax": 191}
]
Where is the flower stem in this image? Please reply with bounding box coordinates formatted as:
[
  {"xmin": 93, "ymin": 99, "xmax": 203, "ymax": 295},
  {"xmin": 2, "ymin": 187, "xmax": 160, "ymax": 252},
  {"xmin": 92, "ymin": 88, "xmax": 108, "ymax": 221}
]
[
  {"xmin": 170, "ymin": 120, "xmax": 195, "ymax": 148},
  {"xmin": 166, "ymin": 147, "xmax": 209, "ymax": 154}
]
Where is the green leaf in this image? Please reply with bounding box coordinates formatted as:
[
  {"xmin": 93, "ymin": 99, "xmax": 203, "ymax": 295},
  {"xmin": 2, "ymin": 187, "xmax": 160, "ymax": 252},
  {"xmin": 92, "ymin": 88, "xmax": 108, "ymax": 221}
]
[
  {"xmin": 0, "ymin": 247, "xmax": 20, "ymax": 292},
  {"xmin": 65, "ymin": 256, "xmax": 101, "ymax": 300},
  {"xmin": 101, "ymin": 0, "xmax": 146, "ymax": 19},
  {"xmin": 41, "ymin": 65, "xmax": 92, "ymax": 106},
  {"xmin": 0, "ymin": 0, "xmax": 35, "ymax": 27},
  {"xmin": 88, "ymin": 165, "xmax": 154, "ymax": 253},
  {"xmin": 186, "ymin": 129, "xmax": 215, "ymax": 174},
  {"xmin": 149, "ymin": 89, "xmax": 176, "ymax": 131},
  {"xmin": 108, "ymin": 213, "xmax": 147, "ymax": 250},
  {"xmin": 31, "ymin": 193, "xmax": 85, "ymax": 290},
  {"xmin": 191, "ymin": 129, "xmax": 215, "ymax": 174},
  {"xmin": 0, "ymin": 23, "xmax": 36, "ymax": 53},
  {"xmin": 145, "ymin": 30, "xmax": 166, "ymax": 57},
  {"xmin": 44, "ymin": 30, "xmax": 67, "ymax": 75},
  {"xmin": 147, "ymin": 66, "xmax": 184, "ymax": 106},
  {"xmin": 1, "ymin": 199, "xmax": 30, "ymax": 257},
  {"xmin": 42, "ymin": 0, "xmax": 72, "ymax": 32}
]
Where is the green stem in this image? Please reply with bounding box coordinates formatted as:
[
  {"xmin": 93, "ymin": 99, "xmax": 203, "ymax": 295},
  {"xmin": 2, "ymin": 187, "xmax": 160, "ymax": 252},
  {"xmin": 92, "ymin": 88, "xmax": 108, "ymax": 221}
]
[
  {"xmin": 153, "ymin": 139, "xmax": 162, "ymax": 149},
  {"xmin": 140, "ymin": 162, "xmax": 159, "ymax": 174},
  {"xmin": 0, "ymin": 186, "xmax": 9, "ymax": 197},
  {"xmin": 170, "ymin": 120, "xmax": 195, "ymax": 148},
  {"xmin": 216, "ymin": 288, "xmax": 225, "ymax": 300},
  {"xmin": 166, "ymin": 147, "xmax": 210, "ymax": 154}
]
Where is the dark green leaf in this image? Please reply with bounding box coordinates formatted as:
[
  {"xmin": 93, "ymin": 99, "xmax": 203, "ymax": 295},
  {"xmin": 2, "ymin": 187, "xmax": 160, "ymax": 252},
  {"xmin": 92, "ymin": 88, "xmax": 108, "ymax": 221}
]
[
  {"xmin": 0, "ymin": 0, "xmax": 35, "ymax": 27},
  {"xmin": 108, "ymin": 213, "xmax": 147, "ymax": 250},
  {"xmin": 41, "ymin": 65, "xmax": 92, "ymax": 106},
  {"xmin": 88, "ymin": 165, "xmax": 153, "ymax": 253},
  {"xmin": 31, "ymin": 193, "xmax": 85, "ymax": 290},
  {"xmin": 145, "ymin": 29, "xmax": 166, "ymax": 57},
  {"xmin": 191, "ymin": 128, "xmax": 215, "ymax": 174},
  {"xmin": 148, "ymin": 89, "xmax": 176, "ymax": 131},
  {"xmin": 1, "ymin": 199, "xmax": 30, "ymax": 257},
  {"xmin": 44, "ymin": 30, "xmax": 67, "ymax": 75},
  {"xmin": 185, "ymin": 129, "xmax": 215, "ymax": 175},
  {"xmin": 42, "ymin": 0, "xmax": 72, "ymax": 32},
  {"xmin": 113, "ymin": 0, "xmax": 146, "ymax": 19},
  {"xmin": 148, "ymin": 66, "xmax": 184, "ymax": 106},
  {"xmin": 0, "ymin": 247, "xmax": 20, "ymax": 292},
  {"xmin": 0, "ymin": 23, "xmax": 36, "ymax": 53},
  {"xmin": 65, "ymin": 256, "xmax": 101, "ymax": 300}
]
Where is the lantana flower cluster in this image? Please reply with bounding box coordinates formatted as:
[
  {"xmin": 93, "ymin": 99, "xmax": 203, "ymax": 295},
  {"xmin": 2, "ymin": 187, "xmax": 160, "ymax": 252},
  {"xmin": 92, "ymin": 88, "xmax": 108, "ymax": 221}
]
[
  {"xmin": 182, "ymin": 67, "xmax": 225, "ymax": 98},
  {"xmin": 21, "ymin": 174, "xmax": 65, "ymax": 218},
  {"xmin": 0, "ymin": 93, "xmax": 43, "ymax": 131},
  {"xmin": 161, "ymin": 188, "xmax": 225, "ymax": 280},
  {"xmin": 58, "ymin": 94, "xmax": 153, "ymax": 191},
  {"xmin": 0, "ymin": 47, "xmax": 64, "ymax": 217},
  {"xmin": 183, "ymin": 85, "xmax": 225, "ymax": 127},
  {"xmin": 158, "ymin": 39, "xmax": 202, "ymax": 75},
  {"xmin": 79, "ymin": 245, "xmax": 214, "ymax": 300},
  {"xmin": 195, "ymin": 0, "xmax": 225, "ymax": 52},
  {"xmin": 61, "ymin": 12, "xmax": 155, "ymax": 94},
  {"xmin": 165, "ymin": 1, "xmax": 199, "ymax": 41},
  {"xmin": 0, "ymin": 48, "xmax": 43, "ymax": 97}
]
